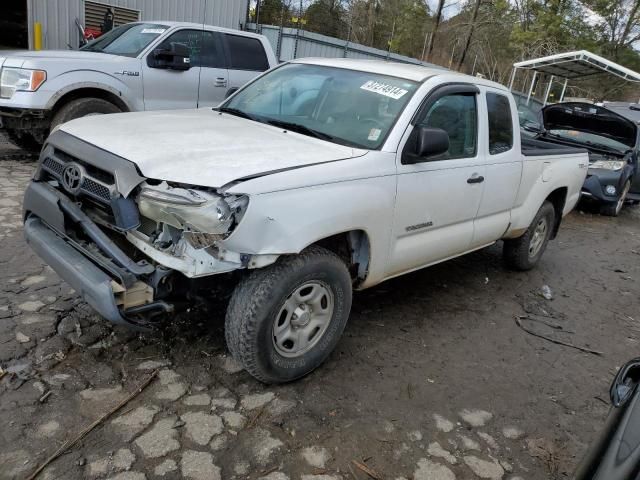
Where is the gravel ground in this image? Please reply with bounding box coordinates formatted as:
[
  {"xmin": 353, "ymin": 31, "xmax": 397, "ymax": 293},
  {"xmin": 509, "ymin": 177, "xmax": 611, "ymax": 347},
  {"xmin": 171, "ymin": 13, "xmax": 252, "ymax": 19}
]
[{"xmin": 1, "ymin": 133, "xmax": 639, "ymax": 480}]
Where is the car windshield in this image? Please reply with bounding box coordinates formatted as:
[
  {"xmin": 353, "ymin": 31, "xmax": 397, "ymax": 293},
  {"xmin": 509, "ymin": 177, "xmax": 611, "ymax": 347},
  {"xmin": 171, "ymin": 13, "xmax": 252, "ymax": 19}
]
[
  {"xmin": 548, "ymin": 129, "xmax": 629, "ymax": 153},
  {"xmin": 81, "ymin": 23, "xmax": 169, "ymax": 57},
  {"xmin": 221, "ymin": 63, "xmax": 420, "ymax": 149}
]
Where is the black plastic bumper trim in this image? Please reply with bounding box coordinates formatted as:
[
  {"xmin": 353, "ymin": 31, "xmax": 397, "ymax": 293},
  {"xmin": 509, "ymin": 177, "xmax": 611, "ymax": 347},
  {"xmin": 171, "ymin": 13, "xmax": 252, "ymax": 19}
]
[{"xmin": 24, "ymin": 216, "xmax": 132, "ymax": 327}]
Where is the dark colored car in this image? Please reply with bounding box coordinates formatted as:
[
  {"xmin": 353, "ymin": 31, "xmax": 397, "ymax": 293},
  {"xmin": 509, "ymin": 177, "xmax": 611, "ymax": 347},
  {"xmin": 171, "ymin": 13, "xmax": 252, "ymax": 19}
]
[
  {"xmin": 533, "ymin": 102, "xmax": 640, "ymax": 216},
  {"xmin": 574, "ymin": 357, "xmax": 640, "ymax": 480}
]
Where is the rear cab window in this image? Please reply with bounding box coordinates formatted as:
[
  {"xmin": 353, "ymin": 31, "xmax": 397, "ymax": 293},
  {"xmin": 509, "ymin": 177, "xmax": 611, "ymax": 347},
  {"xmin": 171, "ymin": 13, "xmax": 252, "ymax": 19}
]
[
  {"xmin": 224, "ymin": 34, "xmax": 269, "ymax": 71},
  {"xmin": 487, "ymin": 92, "xmax": 514, "ymax": 155}
]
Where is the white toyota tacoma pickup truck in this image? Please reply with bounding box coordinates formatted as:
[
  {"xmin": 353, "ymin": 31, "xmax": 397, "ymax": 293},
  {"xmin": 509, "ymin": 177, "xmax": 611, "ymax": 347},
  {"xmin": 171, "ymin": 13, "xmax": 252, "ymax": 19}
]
[{"xmin": 23, "ymin": 58, "xmax": 589, "ymax": 383}]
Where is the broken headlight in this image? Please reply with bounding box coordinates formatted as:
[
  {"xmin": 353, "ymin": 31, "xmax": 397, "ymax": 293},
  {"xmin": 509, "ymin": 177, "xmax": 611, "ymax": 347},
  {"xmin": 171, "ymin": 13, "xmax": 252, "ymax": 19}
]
[{"xmin": 138, "ymin": 182, "xmax": 248, "ymax": 248}]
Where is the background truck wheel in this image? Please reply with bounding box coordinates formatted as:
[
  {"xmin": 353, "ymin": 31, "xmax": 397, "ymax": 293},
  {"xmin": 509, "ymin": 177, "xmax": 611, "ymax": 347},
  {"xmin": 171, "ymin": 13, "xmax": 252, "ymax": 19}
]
[
  {"xmin": 3, "ymin": 128, "xmax": 42, "ymax": 153},
  {"xmin": 600, "ymin": 179, "xmax": 631, "ymax": 217},
  {"xmin": 504, "ymin": 201, "xmax": 555, "ymax": 271},
  {"xmin": 50, "ymin": 97, "xmax": 121, "ymax": 131},
  {"xmin": 225, "ymin": 246, "xmax": 352, "ymax": 384}
]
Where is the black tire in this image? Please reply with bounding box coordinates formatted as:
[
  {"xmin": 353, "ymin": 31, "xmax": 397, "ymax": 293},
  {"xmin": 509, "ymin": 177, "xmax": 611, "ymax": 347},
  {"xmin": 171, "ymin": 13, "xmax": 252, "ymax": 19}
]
[
  {"xmin": 50, "ymin": 97, "xmax": 121, "ymax": 131},
  {"xmin": 3, "ymin": 128, "xmax": 42, "ymax": 153},
  {"xmin": 504, "ymin": 201, "xmax": 555, "ymax": 271},
  {"xmin": 225, "ymin": 246, "xmax": 352, "ymax": 384},
  {"xmin": 599, "ymin": 179, "xmax": 631, "ymax": 217}
]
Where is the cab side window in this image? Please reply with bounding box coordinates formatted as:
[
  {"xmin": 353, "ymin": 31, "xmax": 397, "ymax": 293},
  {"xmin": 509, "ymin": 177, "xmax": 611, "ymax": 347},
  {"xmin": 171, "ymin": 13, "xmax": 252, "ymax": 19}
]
[
  {"xmin": 416, "ymin": 93, "xmax": 478, "ymax": 159},
  {"xmin": 224, "ymin": 34, "xmax": 269, "ymax": 71},
  {"xmin": 156, "ymin": 29, "xmax": 223, "ymax": 68},
  {"xmin": 487, "ymin": 92, "xmax": 513, "ymax": 154}
]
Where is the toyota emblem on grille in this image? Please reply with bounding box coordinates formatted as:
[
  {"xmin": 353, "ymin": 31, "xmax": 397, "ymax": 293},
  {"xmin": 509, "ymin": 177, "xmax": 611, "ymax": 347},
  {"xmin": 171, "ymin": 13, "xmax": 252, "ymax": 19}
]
[{"xmin": 62, "ymin": 163, "xmax": 84, "ymax": 193}]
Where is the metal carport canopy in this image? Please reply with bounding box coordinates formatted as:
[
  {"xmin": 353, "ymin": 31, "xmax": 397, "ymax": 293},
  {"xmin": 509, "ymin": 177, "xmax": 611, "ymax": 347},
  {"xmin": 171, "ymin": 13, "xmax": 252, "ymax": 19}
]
[
  {"xmin": 512, "ymin": 50, "xmax": 640, "ymax": 82},
  {"xmin": 509, "ymin": 50, "xmax": 640, "ymax": 105}
]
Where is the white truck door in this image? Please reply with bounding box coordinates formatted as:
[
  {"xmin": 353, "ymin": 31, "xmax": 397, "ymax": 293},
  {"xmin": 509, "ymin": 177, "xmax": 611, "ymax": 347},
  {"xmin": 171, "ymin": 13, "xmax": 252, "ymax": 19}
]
[
  {"xmin": 387, "ymin": 86, "xmax": 486, "ymax": 277},
  {"xmin": 142, "ymin": 29, "xmax": 202, "ymax": 110},
  {"xmin": 471, "ymin": 89, "xmax": 523, "ymax": 247},
  {"xmin": 221, "ymin": 33, "xmax": 272, "ymax": 98},
  {"xmin": 196, "ymin": 31, "xmax": 229, "ymax": 108}
]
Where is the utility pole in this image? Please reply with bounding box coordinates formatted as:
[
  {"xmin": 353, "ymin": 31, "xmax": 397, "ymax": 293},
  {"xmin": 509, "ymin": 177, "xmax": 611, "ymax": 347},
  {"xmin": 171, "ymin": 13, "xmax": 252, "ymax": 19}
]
[
  {"xmin": 386, "ymin": 19, "xmax": 396, "ymax": 59},
  {"xmin": 449, "ymin": 39, "xmax": 458, "ymax": 69},
  {"xmin": 276, "ymin": 4, "xmax": 285, "ymax": 60},
  {"xmin": 344, "ymin": 13, "xmax": 353, "ymax": 58},
  {"xmin": 293, "ymin": 0, "xmax": 302, "ymax": 58},
  {"xmin": 421, "ymin": 31, "xmax": 431, "ymax": 62},
  {"xmin": 255, "ymin": 0, "xmax": 261, "ymax": 33},
  {"xmin": 293, "ymin": 0, "xmax": 303, "ymax": 59}
]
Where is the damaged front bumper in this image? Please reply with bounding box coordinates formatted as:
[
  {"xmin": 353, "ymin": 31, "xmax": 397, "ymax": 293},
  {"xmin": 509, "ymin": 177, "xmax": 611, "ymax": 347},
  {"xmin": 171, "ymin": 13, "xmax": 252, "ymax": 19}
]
[
  {"xmin": 25, "ymin": 215, "xmax": 134, "ymax": 325},
  {"xmin": 581, "ymin": 169, "xmax": 627, "ymax": 205},
  {"xmin": 23, "ymin": 181, "xmax": 172, "ymax": 329}
]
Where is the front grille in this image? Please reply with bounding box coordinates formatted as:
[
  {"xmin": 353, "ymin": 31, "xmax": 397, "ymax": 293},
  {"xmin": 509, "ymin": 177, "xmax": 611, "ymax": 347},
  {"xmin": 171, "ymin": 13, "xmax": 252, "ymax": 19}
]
[
  {"xmin": 83, "ymin": 178, "xmax": 111, "ymax": 201},
  {"xmin": 41, "ymin": 152, "xmax": 114, "ymax": 203},
  {"xmin": 43, "ymin": 157, "xmax": 65, "ymax": 177}
]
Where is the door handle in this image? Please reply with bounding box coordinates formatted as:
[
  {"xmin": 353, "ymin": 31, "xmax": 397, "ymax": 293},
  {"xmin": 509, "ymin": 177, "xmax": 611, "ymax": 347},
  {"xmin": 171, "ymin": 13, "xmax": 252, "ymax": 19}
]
[
  {"xmin": 467, "ymin": 175, "xmax": 485, "ymax": 184},
  {"xmin": 214, "ymin": 77, "xmax": 227, "ymax": 87}
]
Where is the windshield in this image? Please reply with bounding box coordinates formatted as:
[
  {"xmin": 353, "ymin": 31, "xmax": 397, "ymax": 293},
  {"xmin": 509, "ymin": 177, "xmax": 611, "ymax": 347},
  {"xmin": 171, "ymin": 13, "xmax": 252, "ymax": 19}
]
[
  {"xmin": 221, "ymin": 63, "xmax": 419, "ymax": 149},
  {"xmin": 81, "ymin": 23, "xmax": 169, "ymax": 57},
  {"xmin": 547, "ymin": 129, "xmax": 629, "ymax": 153}
]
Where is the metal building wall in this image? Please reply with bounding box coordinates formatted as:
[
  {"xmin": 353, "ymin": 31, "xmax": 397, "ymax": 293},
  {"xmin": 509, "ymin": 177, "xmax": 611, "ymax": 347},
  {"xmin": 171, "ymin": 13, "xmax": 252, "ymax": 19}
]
[
  {"xmin": 249, "ymin": 24, "xmax": 442, "ymax": 68},
  {"xmin": 27, "ymin": 0, "xmax": 249, "ymax": 50}
]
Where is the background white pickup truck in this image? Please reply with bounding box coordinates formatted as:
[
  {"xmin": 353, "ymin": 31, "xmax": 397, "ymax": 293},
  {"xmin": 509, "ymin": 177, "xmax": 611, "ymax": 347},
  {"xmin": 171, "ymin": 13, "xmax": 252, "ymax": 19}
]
[
  {"xmin": 0, "ymin": 21, "xmax": 276, "ymax": 150},
  {"xmin": 23, "ymin": 58, "xmax": 588, "ymax": 383}
]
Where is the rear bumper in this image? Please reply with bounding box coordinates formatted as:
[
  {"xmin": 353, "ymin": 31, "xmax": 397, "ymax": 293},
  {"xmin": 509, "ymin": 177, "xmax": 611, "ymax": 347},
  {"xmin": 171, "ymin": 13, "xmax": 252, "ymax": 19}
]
[{"xmin": 24, "ymin": 215, "xmax": 129, "ymax": 325}]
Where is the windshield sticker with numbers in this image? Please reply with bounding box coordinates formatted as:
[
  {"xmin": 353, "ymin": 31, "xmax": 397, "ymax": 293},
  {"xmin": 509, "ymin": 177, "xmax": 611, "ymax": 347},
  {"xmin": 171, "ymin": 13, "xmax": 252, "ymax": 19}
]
[
  {"xmin": 360, "ymin": 80, "xmax": 408, "ymax": 100},
  {"xmin": 141, "ymin": 28, "xmax": 166, "ymax": 34},
  {"xmin": 368, "ymin": 128, "xmax": 382, "ymax": 141}
]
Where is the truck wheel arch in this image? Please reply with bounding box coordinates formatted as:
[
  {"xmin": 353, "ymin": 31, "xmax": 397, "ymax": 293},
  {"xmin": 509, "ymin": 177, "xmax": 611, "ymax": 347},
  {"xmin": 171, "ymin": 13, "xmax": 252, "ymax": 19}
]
[
  {"xmin": 310, "ymin": 230, "xmax": 371, "ymax": 287},
  {"xmin": 546, "ymin": 187, "xmax": 567, "ymax": 239},
  {"xmin": 47, "ymin": 85, "xmax": 131, "ymax": 116}
]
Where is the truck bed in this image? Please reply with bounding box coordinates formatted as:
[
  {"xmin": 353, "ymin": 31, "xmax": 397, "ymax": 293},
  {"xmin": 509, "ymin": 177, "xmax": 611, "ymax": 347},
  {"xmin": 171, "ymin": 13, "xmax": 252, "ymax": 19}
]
[{"xmin": 521, "ymin": 137, "xmax": 588, "ymax": 157}]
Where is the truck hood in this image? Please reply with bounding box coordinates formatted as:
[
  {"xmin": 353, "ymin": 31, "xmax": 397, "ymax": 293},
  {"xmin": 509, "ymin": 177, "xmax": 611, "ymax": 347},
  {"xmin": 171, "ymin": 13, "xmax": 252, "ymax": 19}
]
[
  {"xmin": 1, "ymin": 49, "xmax": 128, "ymax": 68},
  {"xmin": 541, "ymin": 102, "xmax": 637, "ymax": 148},
  {"xmin": 59, "ymin": 109, "xmax": 366, "ymax": 187}
]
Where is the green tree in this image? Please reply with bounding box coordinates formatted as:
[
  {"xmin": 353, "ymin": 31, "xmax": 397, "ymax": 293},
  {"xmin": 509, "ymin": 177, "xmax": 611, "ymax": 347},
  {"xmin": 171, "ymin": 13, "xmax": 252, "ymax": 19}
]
[
  {"xmin": 306, "ymin": 0, "xmax": 348, "ymax": 38},
  {"xmin": 255, "ymin": 0, "xmax": 293, "ymax": 26}
]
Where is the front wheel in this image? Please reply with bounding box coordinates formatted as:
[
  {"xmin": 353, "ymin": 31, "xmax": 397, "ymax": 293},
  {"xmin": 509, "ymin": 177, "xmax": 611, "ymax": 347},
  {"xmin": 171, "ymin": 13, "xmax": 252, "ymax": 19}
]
[
  {"xmin": 50, "ymin": 97, "xmax": 121, "ymax": 132},
  {"xmin": 504, "ymin": 201, "xmax": 555, "ymax": 271},
  {"xmin": 225, "ymin": 246, "xmax": 352, "ymax": 384}
]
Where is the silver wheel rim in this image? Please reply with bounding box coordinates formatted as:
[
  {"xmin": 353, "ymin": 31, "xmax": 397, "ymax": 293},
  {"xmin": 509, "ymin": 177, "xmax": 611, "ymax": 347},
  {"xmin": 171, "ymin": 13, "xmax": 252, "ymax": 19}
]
[
  {"xmin": 272, "ymin": 281, "xmax": 334, "ymax": 358},
  {"xmin": 616, "ymin": 181, "xmax": 631, "ymax": 214},
  {"xmin": 528, "ymin": 217, "xmax": 548, "ymax": 259}
]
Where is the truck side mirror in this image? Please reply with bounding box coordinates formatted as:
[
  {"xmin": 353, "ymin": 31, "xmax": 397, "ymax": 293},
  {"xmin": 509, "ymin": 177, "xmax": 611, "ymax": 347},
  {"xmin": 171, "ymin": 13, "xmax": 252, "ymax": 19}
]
[
  {"xmin": 147, "ymin": 43, "xmax": 191, "ymax": 71},
  {"xmin": 402, "ymin": 126, "xmax": 450, "ymax": 164}
]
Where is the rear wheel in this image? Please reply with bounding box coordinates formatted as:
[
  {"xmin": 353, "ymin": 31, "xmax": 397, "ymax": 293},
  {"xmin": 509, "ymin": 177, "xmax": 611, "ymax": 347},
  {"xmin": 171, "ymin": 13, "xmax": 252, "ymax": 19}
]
[
  {"xmin": 50, "ymin": 97, "xmax": 121, "ymax": 131},
  {"xmin": 600, "ymin": 180, "xmax": 631, "ymax": 217},
  {"xmin": 504, "ymin": 201, "xmax": 555, "ymax": 271},
  {"xmin": 225, "ymin": 246, "xmax": 352, "ymax": 384}
]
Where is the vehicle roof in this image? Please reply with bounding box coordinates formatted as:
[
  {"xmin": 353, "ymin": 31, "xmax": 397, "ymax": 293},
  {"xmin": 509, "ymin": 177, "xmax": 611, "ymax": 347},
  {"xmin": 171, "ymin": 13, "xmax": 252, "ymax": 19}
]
[
  {"xmin": 135, "ymin": 21, "xmax": 266, "ymax": 39},
  {"xmin": 291, "ymin": 57, "xmax": 509, "ymax": 89}
]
